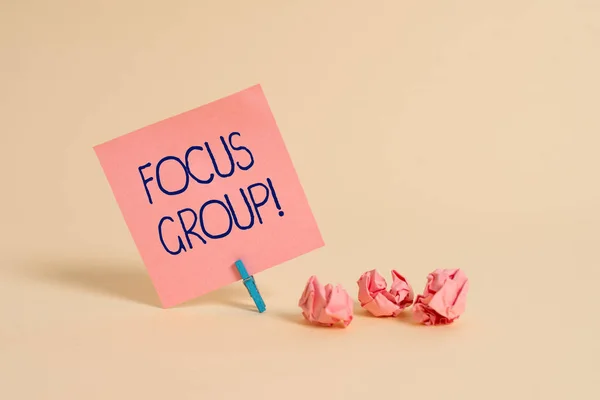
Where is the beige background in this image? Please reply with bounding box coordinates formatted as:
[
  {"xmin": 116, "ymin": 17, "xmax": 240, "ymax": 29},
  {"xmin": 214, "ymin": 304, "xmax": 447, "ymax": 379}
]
[{"xmin": 1, "ymin": 1, "xmax": 599, "ymax": 399}]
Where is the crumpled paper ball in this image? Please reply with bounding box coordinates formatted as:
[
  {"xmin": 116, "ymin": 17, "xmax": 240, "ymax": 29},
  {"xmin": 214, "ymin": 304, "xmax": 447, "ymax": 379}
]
[
  {"xmin": 413, "ymin": 269, "xmax": 469, "ymax": 325},
  {"xmin": 357, "ymin": 269, "xmax": 414, "ymax": 317},
  {"xmin": 298, "ymin": 276, "xmax": 354, "ymax": 327}
]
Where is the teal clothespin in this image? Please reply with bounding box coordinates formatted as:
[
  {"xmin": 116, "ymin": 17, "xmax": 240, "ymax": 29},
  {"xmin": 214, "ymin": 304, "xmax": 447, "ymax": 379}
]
[{"xmin": 235, "ymin": 260, "xmax": 266, "ymax": 313}]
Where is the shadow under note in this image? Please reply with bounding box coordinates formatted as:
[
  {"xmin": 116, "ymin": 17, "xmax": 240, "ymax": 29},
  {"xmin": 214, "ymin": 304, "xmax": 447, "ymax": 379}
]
[
  {"xmin": 20, "ymin": 259, "xmax": 162, "ymax": 307},
  {"xmin": 19, "ymin": 258, "xmax": 269, "ymax": 311}
]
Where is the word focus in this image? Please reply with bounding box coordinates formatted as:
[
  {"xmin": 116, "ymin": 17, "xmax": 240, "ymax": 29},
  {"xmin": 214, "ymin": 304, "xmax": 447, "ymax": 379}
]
[{"xmin": 137, "ymin": 132, "xmax": 285, "ymax": 255}]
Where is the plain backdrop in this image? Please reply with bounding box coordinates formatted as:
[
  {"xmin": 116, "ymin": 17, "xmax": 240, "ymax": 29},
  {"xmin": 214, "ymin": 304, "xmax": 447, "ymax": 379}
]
[{"xmin": 1, "ymin": 1, "xmax": 599, "ymax": 399}]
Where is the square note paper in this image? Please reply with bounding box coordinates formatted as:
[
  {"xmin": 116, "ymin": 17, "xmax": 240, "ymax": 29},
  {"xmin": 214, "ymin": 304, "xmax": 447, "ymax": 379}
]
[{"xmin": 94, "ymin": 85, "xmax": 323, "ymax": 307}]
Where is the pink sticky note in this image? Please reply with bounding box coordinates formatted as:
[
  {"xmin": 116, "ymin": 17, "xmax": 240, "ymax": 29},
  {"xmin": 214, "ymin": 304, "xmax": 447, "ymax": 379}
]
[{"xmin": 94, "ymin": 84, "xmax": 324, "ymax": 307}]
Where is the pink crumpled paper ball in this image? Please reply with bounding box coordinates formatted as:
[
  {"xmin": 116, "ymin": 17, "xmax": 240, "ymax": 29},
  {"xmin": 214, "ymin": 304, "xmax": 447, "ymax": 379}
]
[
  {"xmin": 413, "ymin": 269, "xmax": 469, "ymax": 325},
  {"xmin": 298, "ymin": 276, "xmax": 354, "ymax": 327},
  {"xmin": 357, "ymin": 269, "xmax": 414, "ymax": 317}
]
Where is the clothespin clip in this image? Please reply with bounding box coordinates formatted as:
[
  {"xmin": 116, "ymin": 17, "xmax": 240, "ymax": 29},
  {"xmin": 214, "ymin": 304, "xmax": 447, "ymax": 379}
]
[{"xmin": 235, "ymin": 260, "xmax": 266, "ymax": 313}]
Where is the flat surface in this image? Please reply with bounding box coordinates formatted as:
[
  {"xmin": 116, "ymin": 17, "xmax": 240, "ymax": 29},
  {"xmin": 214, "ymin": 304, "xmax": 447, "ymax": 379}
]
[{"xmin": 1, "ymin": 1, "xmax": 599, "ymax": 399}]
